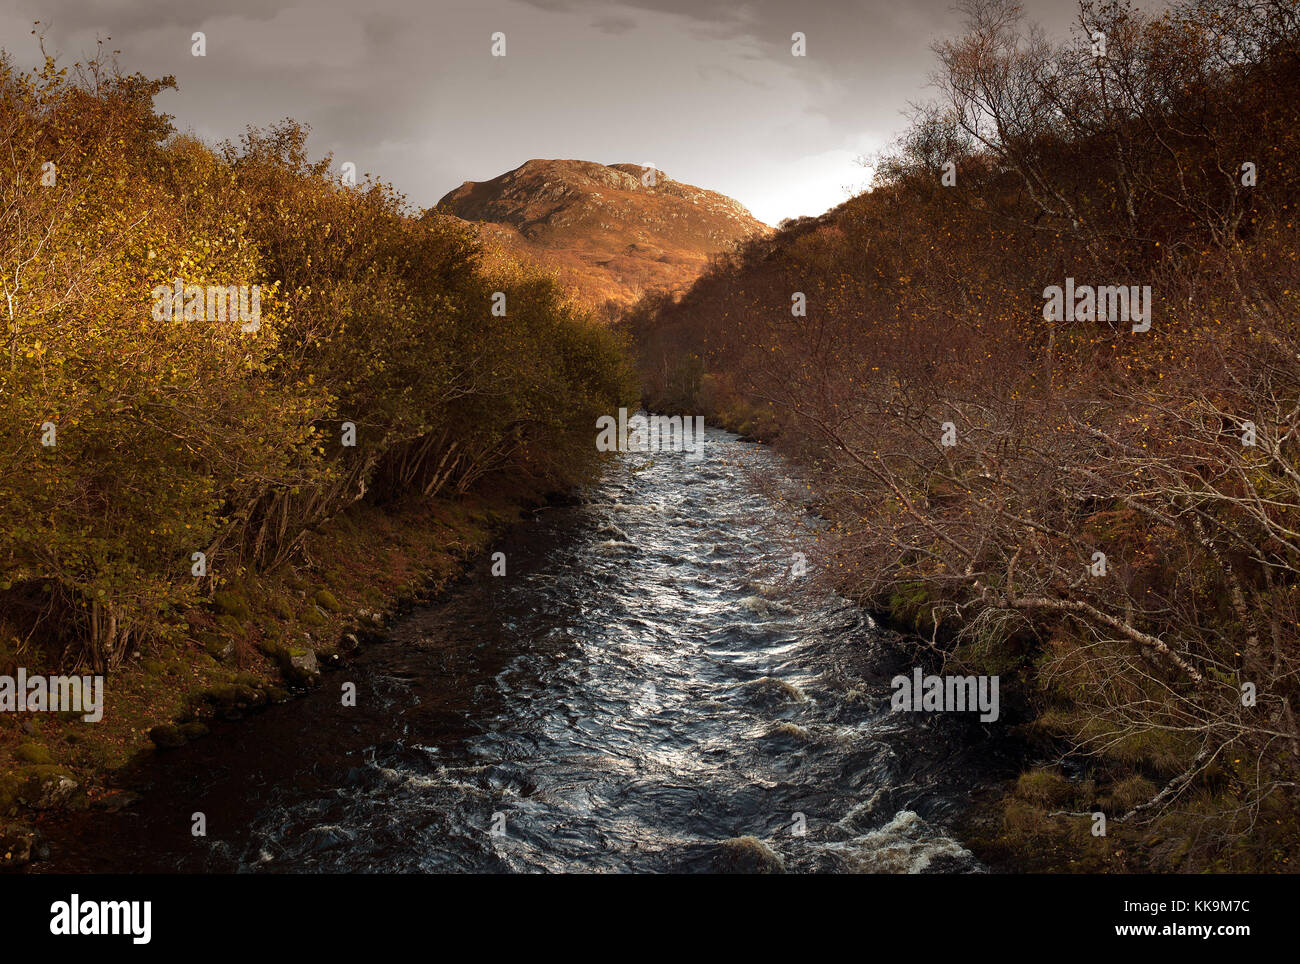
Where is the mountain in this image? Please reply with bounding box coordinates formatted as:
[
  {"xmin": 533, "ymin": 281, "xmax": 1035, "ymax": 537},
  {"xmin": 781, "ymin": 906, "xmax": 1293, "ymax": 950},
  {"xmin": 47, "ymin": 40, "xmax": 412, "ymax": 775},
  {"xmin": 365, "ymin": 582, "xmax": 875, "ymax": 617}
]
[{"xmin": 435, "ymin": 159, "xmax": 769, "ymax": 319}]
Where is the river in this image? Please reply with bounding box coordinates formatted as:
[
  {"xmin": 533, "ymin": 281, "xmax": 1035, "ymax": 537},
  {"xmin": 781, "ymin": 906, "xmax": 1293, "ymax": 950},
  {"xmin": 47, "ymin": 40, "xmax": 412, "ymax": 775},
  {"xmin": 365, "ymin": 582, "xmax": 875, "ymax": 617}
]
[{"xmin": 36, "ymin": 427, "xmax": 1010, "ymax": 873}]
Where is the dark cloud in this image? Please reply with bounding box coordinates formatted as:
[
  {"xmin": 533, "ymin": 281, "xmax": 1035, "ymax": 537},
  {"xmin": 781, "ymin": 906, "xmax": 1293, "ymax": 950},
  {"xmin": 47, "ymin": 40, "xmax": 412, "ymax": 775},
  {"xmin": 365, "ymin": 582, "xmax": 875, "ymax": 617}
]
[{"xmin": 1, "ymin": 0, "xmax": 1170, "ymax": 223}]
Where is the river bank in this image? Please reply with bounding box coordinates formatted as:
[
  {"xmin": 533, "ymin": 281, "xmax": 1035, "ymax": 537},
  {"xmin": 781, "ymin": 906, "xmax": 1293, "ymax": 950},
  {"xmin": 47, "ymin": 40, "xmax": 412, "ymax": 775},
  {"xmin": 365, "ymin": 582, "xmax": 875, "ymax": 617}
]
[
  {"xmin": 688, "ymin": 399, "xmax": 1300, "ymax": 874},
  {"xmin": 1, "ymin": 481, "xmax": 553, "ymax": 870}
]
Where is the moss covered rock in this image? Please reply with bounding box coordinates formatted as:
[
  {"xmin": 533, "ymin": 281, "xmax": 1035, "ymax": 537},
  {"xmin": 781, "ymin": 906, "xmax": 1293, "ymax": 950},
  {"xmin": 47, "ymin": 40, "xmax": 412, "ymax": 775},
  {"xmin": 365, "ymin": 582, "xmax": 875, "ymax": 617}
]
[
  {"xmin": 267, "ymin": 596, "xmax": 295, "ymax": 621},
  {"xmin": 92, "ymin": 790, "xmax": 143, "ymax": 813},
  {"xmin": 201, "ymin": 683, "xmax": 260, "ymax": 707},
  {"xmin": 215, "ymin": 614, "xmax": 244, "ymax": 637},
  {"xmin": 212, "ymin": 590, "xmax": 251, "ymax": 622},
  {"xmin": 713, "ymin": 836, "xmax": 786, "ymax": 874},
  {"xmin": 148, "ymin": 724, "xmax": 187, "ymax": 749},
  {"xmin": 0, "ymin": 766, "xmax": 82, "ymax": 810},
  {"xmin": 0, "ymin": 822, "xmax": 49, "ymax": 867},
  {"xmin": 202, "ymin": 636, "xmax": 235, "ymax": 662},
  {"xmin": 276, "ymin": 645, "xmax": 319, "ymax": 684}
]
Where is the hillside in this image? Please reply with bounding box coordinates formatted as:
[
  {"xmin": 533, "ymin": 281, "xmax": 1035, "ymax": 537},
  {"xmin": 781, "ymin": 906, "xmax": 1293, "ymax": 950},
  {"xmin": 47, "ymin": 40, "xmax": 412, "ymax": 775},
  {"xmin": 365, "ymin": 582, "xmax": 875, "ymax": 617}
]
[
  {"xmin": 435, "ymin": 159, "xmax": 768, "ymax": 319},
  {"xmin": 625, "ymin": 0, "xmax": 1300, "ymax": 872}
]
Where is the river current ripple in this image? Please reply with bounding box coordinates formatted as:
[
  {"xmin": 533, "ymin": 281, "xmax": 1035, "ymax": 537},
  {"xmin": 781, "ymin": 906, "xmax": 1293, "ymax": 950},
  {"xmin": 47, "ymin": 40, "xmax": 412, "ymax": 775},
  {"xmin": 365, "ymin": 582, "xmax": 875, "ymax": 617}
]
[{"xmin": 39, "ymin": 428, "xmax": 1004, "ymax": 873}]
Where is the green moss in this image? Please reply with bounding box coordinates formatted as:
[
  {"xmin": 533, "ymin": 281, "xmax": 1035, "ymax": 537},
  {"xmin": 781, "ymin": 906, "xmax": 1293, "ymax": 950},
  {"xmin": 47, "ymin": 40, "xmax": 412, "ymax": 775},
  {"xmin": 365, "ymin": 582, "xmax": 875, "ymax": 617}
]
[
  {"xmin": 276, "ymin": 645, "xmax": 319, "ymax": 683},
  {"xmin": 200, "ymin": 683, "xmax": 259, "ymax": 707},
  {"xmin": 14, "ymin": 743, "xmax": 53, "ymax": 765},
  {"xmin": 0, "ymin": 765, "xmax": 81, "ymax": 811},
  {"xmin": 203, "ymin": 636, "xmax": 234, "ymax": 661},
  {"xmin": 302, "ymin": 607, "xmax": 327, "ymax": 627},
  {"xmin": 215, "ymin": 614, "xmax": 243, "ymax": 637},
  {"xmin": 0, "ymin": 774, "xmax": 20, "ymax": 814},
  {"xmin": 212, "ymin": 590, "xmax": 251, "ymax": 622},
  {"xmin": 313, "ymin": 588, "xmax": 342, "ymax": 613},
  {"xmin": 267, "ymin": 596, "xmax": 295, "ymax": 621},
  {"xmin": 883, "ymin": 581, "xmax": 943, "ymax": 636}
]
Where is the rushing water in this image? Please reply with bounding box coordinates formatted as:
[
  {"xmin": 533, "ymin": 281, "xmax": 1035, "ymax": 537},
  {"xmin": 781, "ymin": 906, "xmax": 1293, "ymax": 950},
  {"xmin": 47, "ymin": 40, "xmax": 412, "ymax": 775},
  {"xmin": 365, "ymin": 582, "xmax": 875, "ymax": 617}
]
[{"xmin": 37, "ymin": 428, "xmax": 1011, "ymax": 873}]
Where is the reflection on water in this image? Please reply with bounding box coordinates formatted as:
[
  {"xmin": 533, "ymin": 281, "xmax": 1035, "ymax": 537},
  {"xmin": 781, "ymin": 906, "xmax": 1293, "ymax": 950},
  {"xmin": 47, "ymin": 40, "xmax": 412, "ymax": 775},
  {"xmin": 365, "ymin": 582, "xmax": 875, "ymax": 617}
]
[{"xmin": 38, "ymin": 429, "xmax": 1008, "ymax": 873}]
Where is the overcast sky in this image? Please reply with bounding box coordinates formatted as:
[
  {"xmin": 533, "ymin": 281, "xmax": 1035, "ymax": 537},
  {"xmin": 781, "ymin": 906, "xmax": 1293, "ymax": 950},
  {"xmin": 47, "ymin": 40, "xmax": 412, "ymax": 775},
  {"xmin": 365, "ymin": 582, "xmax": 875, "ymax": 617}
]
[{"xmin": 2, "ymin": 0, "xmax": 1161, "ymax": 224}]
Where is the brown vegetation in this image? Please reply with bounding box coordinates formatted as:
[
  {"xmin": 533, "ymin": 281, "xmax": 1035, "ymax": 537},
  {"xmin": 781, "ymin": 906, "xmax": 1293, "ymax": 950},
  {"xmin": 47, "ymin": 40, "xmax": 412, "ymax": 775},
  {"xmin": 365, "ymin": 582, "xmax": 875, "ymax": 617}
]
[
  {"xmin": 627, "ymin": 0, "xmax": 1300, "ymax": 870},
  {"xmin": 0, "ymin": 47, "xmax": 635, "ymax": 702}
]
